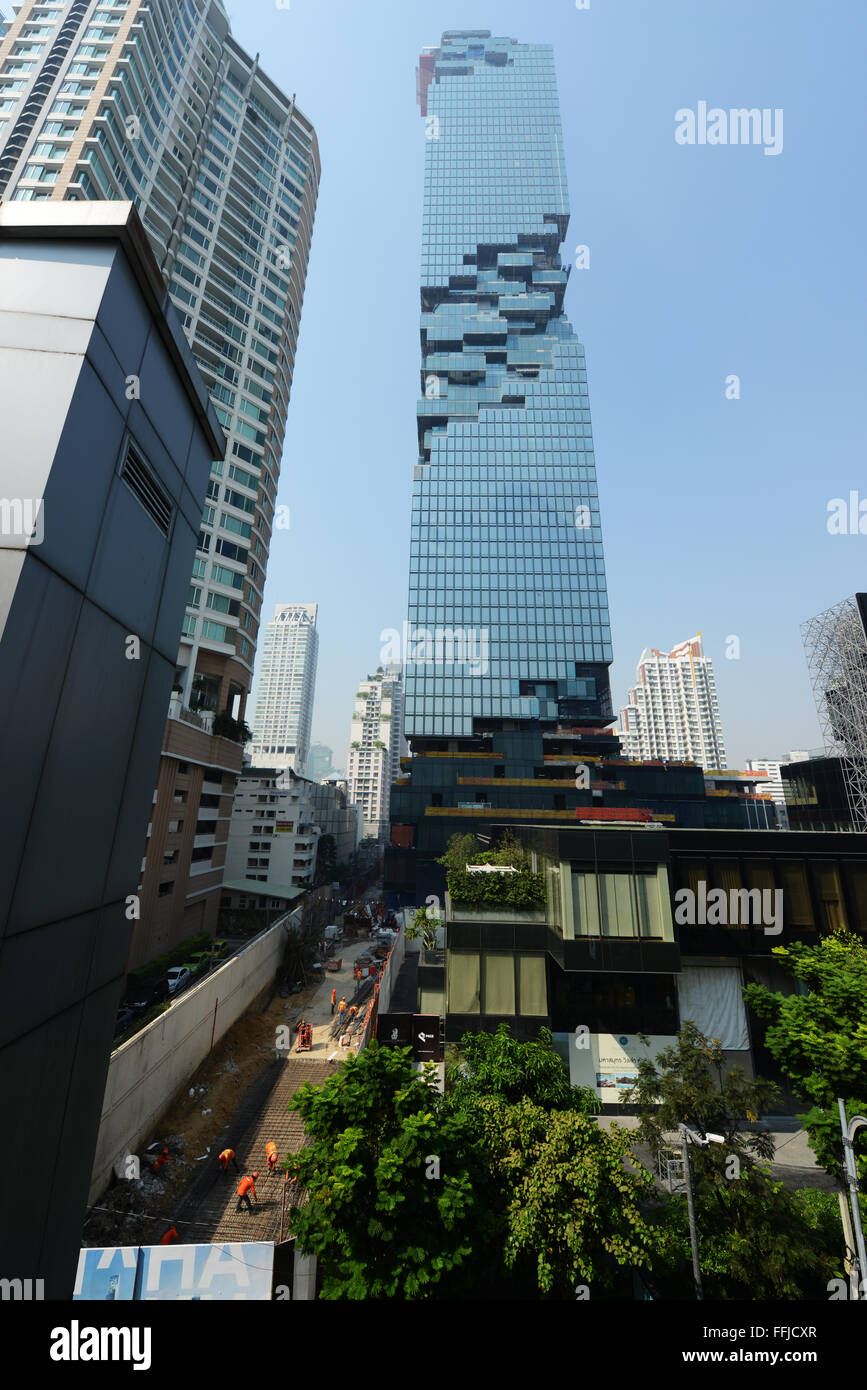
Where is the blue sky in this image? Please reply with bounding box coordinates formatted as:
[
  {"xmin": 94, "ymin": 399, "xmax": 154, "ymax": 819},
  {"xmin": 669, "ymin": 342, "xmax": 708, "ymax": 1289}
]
[
  {"xmin": 10, "ymin": 0, "xmax": 862, "ymax": 769},
  {"xmin": 222, "ymin": 0, "xmax": 867, "ymax": 771}
]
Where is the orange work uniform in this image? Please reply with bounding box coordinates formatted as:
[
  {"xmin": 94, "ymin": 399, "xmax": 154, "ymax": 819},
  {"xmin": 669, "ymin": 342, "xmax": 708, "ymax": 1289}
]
[
  {"xmin": 265, "ymin": 1142, "xmax": 278, "ymax": 1173},
  {"xmin": 219, "ymin": 1149, "xmax": 236, "ymax": 1171}
]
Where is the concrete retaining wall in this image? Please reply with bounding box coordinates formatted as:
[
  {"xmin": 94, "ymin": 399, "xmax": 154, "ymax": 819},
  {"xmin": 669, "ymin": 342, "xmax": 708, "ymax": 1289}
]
[
  {"xmin": 376, "ymin": 927, "xmax": 406, "ymax": 1015},
  {"xmin": 89, "ymin": 912, "xmax": 295, "ymax": 1203}
]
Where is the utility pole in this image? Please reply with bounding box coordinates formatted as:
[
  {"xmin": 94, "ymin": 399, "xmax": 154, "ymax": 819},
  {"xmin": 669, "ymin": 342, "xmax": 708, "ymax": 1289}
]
[
  {"xmin": 838, "ymin": 1098, "xmax": 867, "ymax": 1297},
  {"xmin": 680, "ymin": 1125, "xmax": 703, "ymax": 1301},
  {"xmin": 678, "ymin": 1123, "xmax": 726, "ymax": 1301}
]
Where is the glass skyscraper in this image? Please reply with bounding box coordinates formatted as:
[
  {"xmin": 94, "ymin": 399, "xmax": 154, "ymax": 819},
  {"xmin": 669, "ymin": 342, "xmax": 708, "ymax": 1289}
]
[{"xmin": 407, "ymin": 30, "xmax": 612, "ymax": 742}]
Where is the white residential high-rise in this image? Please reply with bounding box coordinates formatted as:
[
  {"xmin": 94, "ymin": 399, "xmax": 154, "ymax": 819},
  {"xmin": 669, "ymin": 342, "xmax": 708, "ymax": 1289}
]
[
  {"xmin": 346, "ymin": 663, "xmax": 407, "ymax": 840},
  {"xmin": 618, "ymin": 634, "xmax": 726, "ymax": 769},
  {"xmin": 249, "ymin": 603, "xmax": 319, "ymax": 773}
]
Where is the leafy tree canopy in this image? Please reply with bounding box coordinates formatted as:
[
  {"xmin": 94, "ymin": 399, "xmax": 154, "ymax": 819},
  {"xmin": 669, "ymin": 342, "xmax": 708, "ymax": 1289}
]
[
  {"xmin": 446, "ymin": 1022, "xmax": 597, "ymax": 1115},
  {"xmin": 627, "ymin": 1023, "xmax": 841, "ymax": 1299},
  {"xmin": 627, "ymin": 1021, "xmax": 779, "ymax": 1165},
  {"xmin": 289, "ymin": 1043, "xmax": 483, "ymax": 1299},
  {"xmin": 477, "ymin": 1095, "xmax": 663, "ymax": 1298},
  {"xmin": 742, "ymin": 930, "xmax": 867, "ymax": 1182}
]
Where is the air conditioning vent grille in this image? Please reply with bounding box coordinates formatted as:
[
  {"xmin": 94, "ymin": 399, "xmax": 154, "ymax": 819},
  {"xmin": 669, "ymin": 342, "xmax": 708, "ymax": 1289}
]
[{"xmin": 121, "ymin": 443, "xmax": 173, "ymax": 536}]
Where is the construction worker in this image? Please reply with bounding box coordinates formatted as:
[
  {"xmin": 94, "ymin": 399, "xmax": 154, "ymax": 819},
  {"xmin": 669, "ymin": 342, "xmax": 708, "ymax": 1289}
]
[
  {"xmin": 265, "ymin": 1141, "xmax": 278, "ymax": 1175},
  {"xmin": 153, "ymin": 1146, "xmax": 170, "ymax": 1175},
  {"xmin": 236, "ymin": 1172, "xmax": 258, "ymax": 1213},
  {"xmin": 348, "ymin": 1004, "xmax": 358, "ymax": 1021},
  {"xmin": 337, "ymin": 995, "xmax": 347, "ymax": 1014},
  {"xmin": 159, "ymin": 1225, "xmax": 180, "ymax": 1245},
  {"xmin": 330, "ymin": 987, "xmax": 336, "ymax": 1015},
  {"xmin": 218, "ymin": 1148, "xmax": 239, "ymax": 1175}
]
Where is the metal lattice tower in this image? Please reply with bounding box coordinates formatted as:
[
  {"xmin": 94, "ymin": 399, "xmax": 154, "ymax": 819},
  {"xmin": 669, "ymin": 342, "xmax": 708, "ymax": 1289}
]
[{"xmin": 801, "ymin": 594, "xmax": 867, "ymax": 833}]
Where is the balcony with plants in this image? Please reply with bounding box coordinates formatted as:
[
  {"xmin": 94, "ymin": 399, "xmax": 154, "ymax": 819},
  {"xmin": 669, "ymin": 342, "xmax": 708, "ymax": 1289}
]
[{"xmin": 440, "ymin": 830, "xmax": 547, "ymax": 923}]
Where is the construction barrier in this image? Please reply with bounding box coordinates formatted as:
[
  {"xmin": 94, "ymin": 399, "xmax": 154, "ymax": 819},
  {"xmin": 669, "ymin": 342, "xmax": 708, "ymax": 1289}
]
[
  {"xmin": 88, "ymin": 911, "xmax": 297, "ymax": 1204},
  {"xmin": 356, "ymin": 926, "xmax": 406, "ymax": 1053}
]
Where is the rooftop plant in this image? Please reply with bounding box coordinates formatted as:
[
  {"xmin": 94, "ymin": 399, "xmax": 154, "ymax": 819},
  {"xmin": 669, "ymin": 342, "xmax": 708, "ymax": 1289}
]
[{"xmin": 438, "ymin": 831, "xmax": 545, "ymax": 910}]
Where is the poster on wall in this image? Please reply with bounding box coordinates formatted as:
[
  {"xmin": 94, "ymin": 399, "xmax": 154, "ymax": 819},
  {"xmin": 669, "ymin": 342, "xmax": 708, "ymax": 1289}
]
[
  {"xmin": 275, "ymin": 821, "xmax": 295, "ymax": 834},
  {"xmin": 569, "ymin": 1033, "xmax": 677, "ymax": 1104},
  {"xmin": 74, "ymin": 1243, "xmax": 275, "ymax": 1300},
  {"xmin": 136, "ymin": 1242, "xmax": 275, "ymax": 1300},
  {"xmin": 74, "ymin": 1247, "xmax": 138, "ymax": 1301}
]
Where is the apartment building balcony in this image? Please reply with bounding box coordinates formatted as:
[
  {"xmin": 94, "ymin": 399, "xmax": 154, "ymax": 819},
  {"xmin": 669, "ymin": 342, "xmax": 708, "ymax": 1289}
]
[{"xmin": 163, "ymin": 700, "xmax": 245, "ymax": 775}]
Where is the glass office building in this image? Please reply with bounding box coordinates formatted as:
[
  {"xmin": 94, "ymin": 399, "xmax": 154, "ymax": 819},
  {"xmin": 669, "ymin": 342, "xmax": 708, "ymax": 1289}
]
[{"xmin": 408, "ymin": 30, "xmax": 612, "ymax": 741}]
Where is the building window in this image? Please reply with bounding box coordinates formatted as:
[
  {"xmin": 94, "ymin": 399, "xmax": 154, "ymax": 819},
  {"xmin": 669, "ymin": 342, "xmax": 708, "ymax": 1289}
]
[
  {"xmin": 518, "ymin": 955, "xmax": 547, "ymax": 1016},
  {"xmin": 446, "ymin": 950, "xmax": 480, "ymax": 1014},
  {"xmin": 777, "ymin": 862, "xmax": 814, "ymax": 928},
  {"xmin": 483, "ymin": 952, "xmax": 515, "ymax": 1015},
  {"xmin": 811, "ymin": 863, "xmax": 846, "ymax": 932}
]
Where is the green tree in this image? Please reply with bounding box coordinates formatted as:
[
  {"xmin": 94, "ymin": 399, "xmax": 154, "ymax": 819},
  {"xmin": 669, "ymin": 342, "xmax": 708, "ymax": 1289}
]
[
  {"xmin": 628, "ymin": 1022, "xmax": 778, "ymax": 1164},
  {"xmin": 648, "ymin": 1170, "xmax": 840, "ymax": 1301},
  {"xmin": 628, "ymin": 1023, "xmax": 840, "ymax": 1299},
  {"xmin": 446, "ymin": 1022, "xmax": 597, "ymax": 1115},
  {"xmin": 476, "ymin": 1096, "xmax": 663, "ymax": 1298},
  {"xmin": 742, "ymin": 929, "xmax": 867, "ymax": 1183},
  {"xmin": 437, "ymin": 833, "xmax": 482, "ymax": 873},
  {"xmin": 288, "ymin": 1043, "xmax": 482, "ymax": 1298}
]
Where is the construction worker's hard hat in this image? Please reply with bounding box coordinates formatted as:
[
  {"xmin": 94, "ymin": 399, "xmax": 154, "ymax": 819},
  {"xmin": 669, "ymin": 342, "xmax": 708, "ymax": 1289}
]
[{"xmin": 252, "ymin": 1171, "xmax": 259, "ymax": 1179}]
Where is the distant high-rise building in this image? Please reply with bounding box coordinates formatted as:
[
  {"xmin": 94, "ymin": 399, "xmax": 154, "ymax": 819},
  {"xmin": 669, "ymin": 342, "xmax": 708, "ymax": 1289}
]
[
  {"xmin": 0, "ymin": 0, "xmax": 320, "ymax": 964},
  {"xmin": 249, "ymin": 604, "xmax": 319, "ymax": 774},
  {"xmin": 308, "ymin": 742, "xmax": 335, "ymax": 781},
  {"xmin": 745, "ymin": 759, "xmax": 790, "ymax": 829},
  {"xmin": 619, "ymin": 635, "xmax": 726, "ymax": 769},
  {"xmin": 347, "ymin": 664, "xmax": 406, "ymax": 840}
]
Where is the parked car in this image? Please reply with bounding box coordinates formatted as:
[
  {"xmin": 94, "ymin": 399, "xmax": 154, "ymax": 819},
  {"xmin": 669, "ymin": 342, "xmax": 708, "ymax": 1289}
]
[
  {"xmin": 166, "ymin": 966, "xmax": 192, "ymax": 996},
  {"xmin": 114, "ymin": 1006, "xmax": 135, "ymax": 1035}
]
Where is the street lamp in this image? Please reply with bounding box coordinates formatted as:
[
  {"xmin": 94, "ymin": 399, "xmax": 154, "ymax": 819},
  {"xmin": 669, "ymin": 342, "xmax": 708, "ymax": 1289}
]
[
  {"xmin": 678, "ymin": 1123, "xmax": 725, "ymax": 1301},
  {"xmin": 838, "ymin": 1099, "xmax": 867, "ymax": 1298}
]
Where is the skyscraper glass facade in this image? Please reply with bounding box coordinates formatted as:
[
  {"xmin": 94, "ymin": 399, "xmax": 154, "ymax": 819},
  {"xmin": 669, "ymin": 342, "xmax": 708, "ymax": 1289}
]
[{"xmin": 407, "ymin": 30, "xmax": 612, "ymax": 740}]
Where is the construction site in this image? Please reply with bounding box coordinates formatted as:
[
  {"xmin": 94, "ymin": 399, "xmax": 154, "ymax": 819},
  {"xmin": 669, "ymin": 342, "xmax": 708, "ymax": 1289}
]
[{"xmin": 82, "ymin": 894, "xmax": 406, "ymax": 1277}]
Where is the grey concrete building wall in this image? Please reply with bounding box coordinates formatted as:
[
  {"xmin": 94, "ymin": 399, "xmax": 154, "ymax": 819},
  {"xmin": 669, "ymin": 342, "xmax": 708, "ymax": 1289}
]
[
  {"xmin": 0, "ymin": 202, "xmax": 222, "ymax": 1297},
  {"xmin": 0, "ymin": 0, "xmax": 322, "ymax": 964}
]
